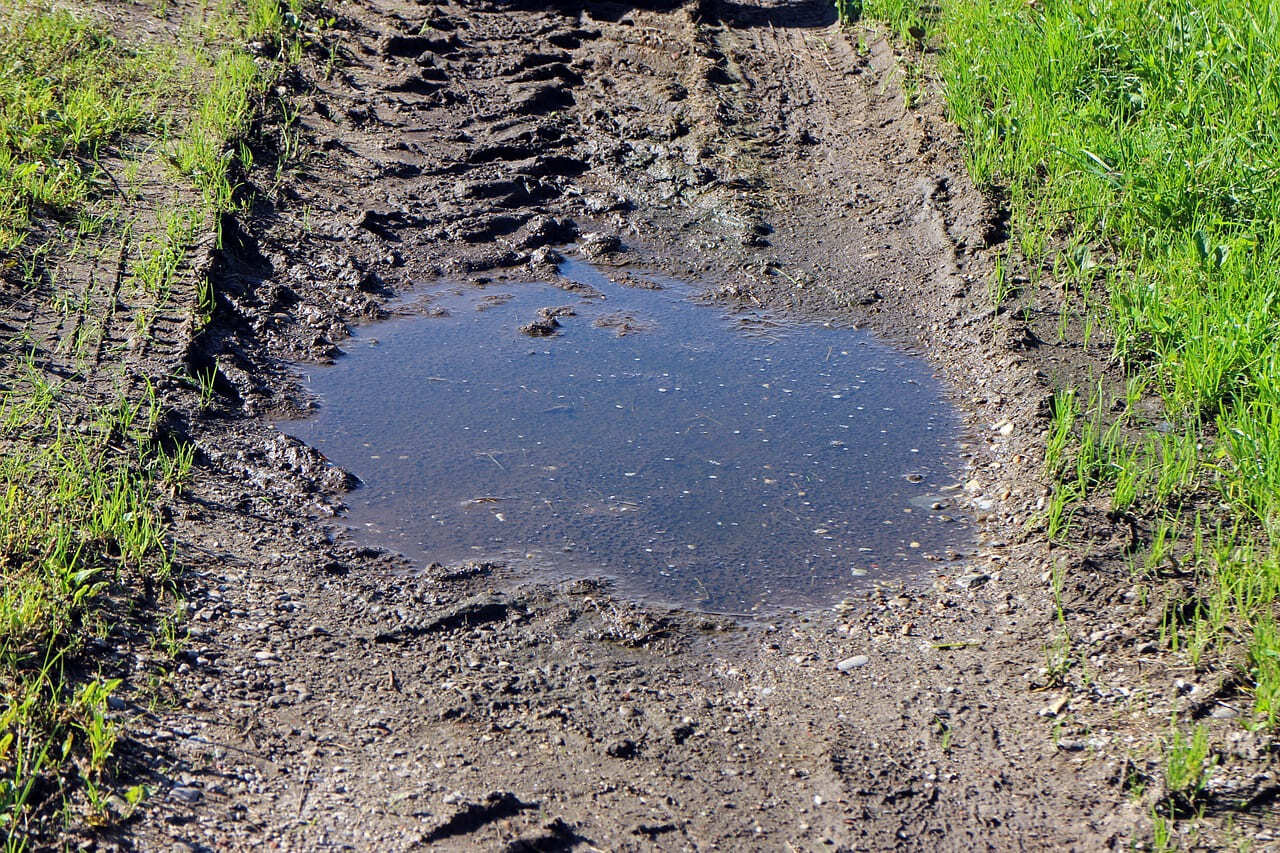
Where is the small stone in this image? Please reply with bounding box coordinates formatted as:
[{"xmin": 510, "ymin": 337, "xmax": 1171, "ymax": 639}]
[
  {"xmin": 607, "ymin": 738, "xmax": 638, "ymax": 758},
  {"xmin": 836, "ymin": 655, "xmax": 869, "ymax": 672},
  {"xmin": 1211, "ymin": 705, "xmax": 1239, "ymax": 719},
  {"xmin": 167, "ymin": 786, "xmax": 203, "ymax": 804},
  {"xmin": 530, "ymin": 246, "xmax": 562, "ymax": 266}
]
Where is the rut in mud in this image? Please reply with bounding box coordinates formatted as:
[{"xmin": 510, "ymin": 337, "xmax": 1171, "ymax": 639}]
[{"xmin": 100, "ymin": 0, "xmax": 1235, "ymax": 849}]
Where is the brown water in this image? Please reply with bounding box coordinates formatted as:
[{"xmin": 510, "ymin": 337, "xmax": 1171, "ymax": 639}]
[{"xmin": 280, "ymin": 258, "xmax": 970, "ymax": 614}]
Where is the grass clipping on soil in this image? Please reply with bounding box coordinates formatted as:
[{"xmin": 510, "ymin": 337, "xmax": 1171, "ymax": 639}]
[
  {"xmin": 865, "ymin": 0, "xmax": 1280, "ymax": 831},
  {"xmin": 0, "ymin": 0, "xmax": 314, "ymax": 843}
]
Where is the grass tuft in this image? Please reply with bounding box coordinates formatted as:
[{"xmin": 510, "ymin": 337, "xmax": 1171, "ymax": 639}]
[
  {"xmin": 0, "ymin": 6, "xmax": 167, "ymax": 254},
  {"xmin": 867, "ymin": 0, "xmax": 1280, "ymax": 719},
  {"xmin": 0, "ymin": 0, "xmax": 320, "ymax": 844},
  {"xmin": 861, "ymin": 0, "xmax": 1280, "ymax": 840}
]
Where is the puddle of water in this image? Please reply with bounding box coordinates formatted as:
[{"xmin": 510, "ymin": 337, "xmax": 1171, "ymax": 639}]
[{"xmin": 280, "ymin": 258, "xmax": 970, "ymax": 614}]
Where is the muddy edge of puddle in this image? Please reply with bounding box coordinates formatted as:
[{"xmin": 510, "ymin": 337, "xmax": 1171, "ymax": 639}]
[{"xmin": 109, "ymin": 0, "xmax": 1225, "ymax": 848}]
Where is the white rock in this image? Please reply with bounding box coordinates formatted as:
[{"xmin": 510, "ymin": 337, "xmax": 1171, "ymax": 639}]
[{"xmin": 836, "ymin": 655, "xmax": 869, "ymax": 672}]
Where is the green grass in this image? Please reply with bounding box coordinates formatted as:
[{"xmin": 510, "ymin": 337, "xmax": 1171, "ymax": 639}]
[
  {"xmin": 854, "ymin": 0, "xmax": 1280, "ymax": 839},
  {"xmin": 1162, "ymin": 718, "xmax": 1216, "ymax": 816},
  {"xmin": 0, "ymin": 7, "xmax": 171, "ymax": 254},
  {"xmin": 0, "ymin": 372, "xmax": 184, "ymax": 841},
  {"xmin": 863, "ymin": 0, "xmax": 1280, "ymax": 714},
  {"xmin": 0, "ymin": 0, "xmax": 318, "ymax": 845}
]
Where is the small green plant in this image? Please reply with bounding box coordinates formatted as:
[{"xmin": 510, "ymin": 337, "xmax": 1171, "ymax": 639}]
[
  {"xmin": 1143, "ymin": 517, "xmax": 1180, "ymax": 578},
  {"xmin": 153, "ymin": 599, "xmax": 188, "ymax": 659},
  {"xmin": 835, "ymin": 0, "xmax": 863, "ymax": 24},
  {"xmin": 1162, "ymin": 720, "xmax": 1215, "ymax": 817},
  {"xmin": 195, "ymin": 365, "xmax": 218, "ymax": 409},
  {"xmin": 986, "ymin": 250, "xmax": 1013, "ymax": 310},
  {"xmin": 1250, "ymin": 618, "xmax": 1280, "ymax": 727},
  {"xmin": 900, "ymin": 60, "xmax": 923, "ymax": 108},
  {"xmin": 73, "ymin": 678, "xmax": 122, "ymax": 778},
  {"xmin": 1044, "ymin": 389, "xmax": 1078, "ymax": 477},
  {"xmin": 1150, "ymin": 810, "xmax": 1175, "ymax": 852},
  {"xmin": 1044, "ymin": 482, "xmax": 1080, "ymax": 543},
  {"xmin": 154, "ymin": 441, "xmax": 196, "ymax": 495},
  {"xmin": 1043, "ymin": 625, "xmax": 1074, "ymax": 685}
]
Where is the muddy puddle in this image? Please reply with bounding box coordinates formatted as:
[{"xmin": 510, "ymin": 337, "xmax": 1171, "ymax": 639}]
[{"xmin": 280, "ymin": 258, "xmax": 971, "ymax": 614}]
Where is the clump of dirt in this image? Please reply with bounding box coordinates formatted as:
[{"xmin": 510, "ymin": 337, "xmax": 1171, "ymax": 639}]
[
  {"xmin": 97, "ymin": 0, "xmax": 1275, "ymax": 849},
  {"xmin": 519, "ymin": 304, "xmax": 575, "ymax": 335}
]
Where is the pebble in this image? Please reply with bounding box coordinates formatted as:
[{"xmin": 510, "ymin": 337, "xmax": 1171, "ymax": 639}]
[
  {"xmin": 955, "ymin": 573, "xmax": 990, "ymax": 590},
  {"xmin": 531, "ymin": 246, "xmax": 562, "ymax": 265},
  {"xmin": 1211, "ymin": 705, "xmax": 1239, "ymax": 719},
  {"xmin": 167, "ymin": 786, "xmax": 203, "ymax": 804},
  {"xmin": 836, "ymin": 655, "xmax": 869, "ymax": 672}
]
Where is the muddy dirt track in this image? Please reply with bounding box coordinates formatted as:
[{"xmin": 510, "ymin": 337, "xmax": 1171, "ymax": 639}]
[{"xmin": 89, "ymin": 0, "xmax": 1277, "ymax": 849}]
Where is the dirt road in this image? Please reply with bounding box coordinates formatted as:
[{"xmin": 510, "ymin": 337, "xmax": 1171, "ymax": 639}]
[{"xmin": 100, "ymin": 0, "xmax": 1253, "ymax": 848}]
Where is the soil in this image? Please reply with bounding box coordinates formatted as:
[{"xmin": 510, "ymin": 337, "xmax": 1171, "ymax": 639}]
[{"xmin": 66, "ymin": 0, "xmax": 1276, "ymax": 849}]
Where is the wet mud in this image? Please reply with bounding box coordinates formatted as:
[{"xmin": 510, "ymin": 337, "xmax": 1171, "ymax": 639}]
[{"xmin": 102, "ymin": 0, "xmax": 1272, "ymax": 850}]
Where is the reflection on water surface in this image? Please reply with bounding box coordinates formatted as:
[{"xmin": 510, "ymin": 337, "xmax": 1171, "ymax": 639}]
[{"xmin": 281, "ymin": 259, "xmax": 970, "ymax": 614}]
